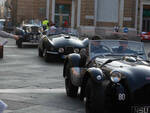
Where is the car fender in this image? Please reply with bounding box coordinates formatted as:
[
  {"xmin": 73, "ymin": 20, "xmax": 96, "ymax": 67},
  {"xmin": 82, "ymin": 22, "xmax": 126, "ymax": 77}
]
[
  {"xmin": 87, "ymin": 67, "xmax": 104, "ymax": 84},
  {"xmin": 67, "ymin": 53, "xmax": 81, "ymax": 67},
  {"xmin": 82, "ymin": 38, "xmax": 89, "ymax": 47},
  {"xmin": 42, "ymin": 37, "xmax": 54, "ymax": 50},
  {"xmin": 15, "ymin": 27, "xmax": 25, "ymax": 36},
  {"xmin": 63, "ymin": 53, "xmax": 81, "ymax": 78}
]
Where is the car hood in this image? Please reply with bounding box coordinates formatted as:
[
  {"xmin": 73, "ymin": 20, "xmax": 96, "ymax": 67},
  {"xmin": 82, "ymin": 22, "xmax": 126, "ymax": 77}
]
[
  {"xmin": 95, "ymin": 57, "xmax": 150, "ymax": 91},
  {"xmin": 50, "ymin": 36, "xmax": 85, "ymax": 48}
]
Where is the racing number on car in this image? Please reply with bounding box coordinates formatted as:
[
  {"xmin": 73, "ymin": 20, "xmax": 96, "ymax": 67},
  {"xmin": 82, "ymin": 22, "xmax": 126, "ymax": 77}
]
[{"xmin": 118, "ymin": 93, "xmax": 126, "ymax": 101}]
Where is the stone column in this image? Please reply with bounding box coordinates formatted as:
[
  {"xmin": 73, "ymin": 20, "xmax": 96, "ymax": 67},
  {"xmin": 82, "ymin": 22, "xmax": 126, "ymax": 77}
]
[
  {"xmin": 71, "ymin": 0, "xmax": 75, "ymax": 28},
  {"xmin": 77, "ymin": 0, "xmax": 81, "ymax": 27},
  {"xmin": 51, "ymin": 0, "xmax": 55, "ymax": 23},
  {"xmin": 46, "ymin": 0, "xmax": 50, "ymax": 20}
]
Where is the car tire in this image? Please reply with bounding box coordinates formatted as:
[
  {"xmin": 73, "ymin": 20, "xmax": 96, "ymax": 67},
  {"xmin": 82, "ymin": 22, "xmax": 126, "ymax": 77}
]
[
  {"xmin": 85, "ymin": 79, "xmax": 107, "ymax": 113},
  {"xmin": 17, "ymin": 39, "xmax": 22, "ymax": 48},
  {"xmin": 43, "ymin": 49, "xmax": 49, "ymax": 62},
  {"xmin": 38, "ymin": 48, "xmax": 43, "ymax": 57},
  {"xmin": 65, "ymin": 62, "xmax": 78, "ymax": 97}
]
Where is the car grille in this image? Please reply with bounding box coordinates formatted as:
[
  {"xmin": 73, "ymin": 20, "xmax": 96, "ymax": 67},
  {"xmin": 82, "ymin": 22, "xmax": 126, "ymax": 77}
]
[
  {"xmin": 31, "ymin": 26, "xmax": 39, "ymax": 33},
  {"xmin": 132, "ymin": 84, "xmax": 150, "ymax": 105},
  {"xmin": 23, "ymin": 26, "xmax": 27, "ymax": 31},
  {"xmin": 64, "ymin": 47, "xmax": 74, "ymax": 55}
]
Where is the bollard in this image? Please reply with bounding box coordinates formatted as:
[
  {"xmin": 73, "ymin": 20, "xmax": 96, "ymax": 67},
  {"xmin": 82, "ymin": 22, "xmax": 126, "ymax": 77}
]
[{"xmin": 0, "ymin": 45, "xmax": 3, "ymax": 58}]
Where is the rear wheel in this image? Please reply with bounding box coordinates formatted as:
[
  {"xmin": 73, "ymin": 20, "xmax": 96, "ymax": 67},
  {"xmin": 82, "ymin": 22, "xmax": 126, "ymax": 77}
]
[{"xmin": 65, "ymin": 62, "xmax": 78, "ymax": 97}]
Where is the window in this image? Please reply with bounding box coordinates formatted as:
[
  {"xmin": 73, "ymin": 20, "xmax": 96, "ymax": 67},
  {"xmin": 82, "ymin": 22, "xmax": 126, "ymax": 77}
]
[{"xmin": 97, "ymin": 0, "xmax": 119, "ymax": 22}]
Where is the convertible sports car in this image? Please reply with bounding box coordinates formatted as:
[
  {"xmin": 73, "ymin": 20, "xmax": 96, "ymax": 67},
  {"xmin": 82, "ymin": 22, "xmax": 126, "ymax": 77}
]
[
  {"xmin": 63, "ymin": 40, "xmax": 150, "ymax": 113},
  {"xmin": 15, "ymin": 19, "xmax": 43, "ymax": 48},
  {"xmin": 38, "ymin": 28, "xmax": 89, "ymax": 62}
]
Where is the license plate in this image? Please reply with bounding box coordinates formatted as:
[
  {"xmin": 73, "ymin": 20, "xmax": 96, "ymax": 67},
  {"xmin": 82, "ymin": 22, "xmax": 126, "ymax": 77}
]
[
  {"xmin": 144, "ymin": 36, "xmax": 149, "ymax": 39},
  {"xmin": 131, "ymin": 106, "xmax": 150, "ymax": 113}
]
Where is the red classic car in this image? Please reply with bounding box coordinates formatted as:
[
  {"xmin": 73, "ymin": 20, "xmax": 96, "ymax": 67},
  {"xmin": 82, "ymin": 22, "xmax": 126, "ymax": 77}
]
[{"xmin": 140, "ymin": 32, "xmax": 150, "ymax": 41}]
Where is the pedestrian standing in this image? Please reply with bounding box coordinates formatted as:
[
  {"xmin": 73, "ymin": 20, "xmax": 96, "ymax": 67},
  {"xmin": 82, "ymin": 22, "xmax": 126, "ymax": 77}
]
[
  {"xmin": 42, "ymin": 18, "xmax": 49, "ymax": 30},
  {"xmin": 63, "ymin": 20, "xmax": 68, "ymax": 28}
]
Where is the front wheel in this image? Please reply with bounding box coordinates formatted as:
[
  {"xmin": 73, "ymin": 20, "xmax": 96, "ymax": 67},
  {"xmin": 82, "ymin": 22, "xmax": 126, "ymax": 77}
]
[
  {"xmin": 85, "ymin": 79, "xmax": 106, "ymax": 113},
  {"xmin": 65, "ymin": 63, "xmax": 78, "ymax": 97},
  {"xmin": 16, "ymin": 39, "xmax": 22, "ymax": 48},
  {"xmin": 38, "ymin": 48, "xmax": 43, "ymax": 57},
  {"xmin": 43, "ymin": 49, "xmax": 49, "ymax": 62}
]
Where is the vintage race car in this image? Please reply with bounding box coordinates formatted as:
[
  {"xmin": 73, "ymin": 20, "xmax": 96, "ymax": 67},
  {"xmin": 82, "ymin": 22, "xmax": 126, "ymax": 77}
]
[
  {"xmin": 38, "ymin": 28, "xmax": 89, "ymax": 62},
  {"xmin": 15, "ymin": 19, "xmax": 43, "ymax": 48},
  {"xmin": 63, "ymin": 40, "xmax": 150, "ymax": 113},
  {"xmin": 140, "ymin": 32, "xmax": 150, "ymax": 41}
]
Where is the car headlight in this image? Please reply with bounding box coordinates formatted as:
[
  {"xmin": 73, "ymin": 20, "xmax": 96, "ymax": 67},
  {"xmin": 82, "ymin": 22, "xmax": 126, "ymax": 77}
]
[
  {"xmin": 74, "ymin": 48, "xmax": 80, "ymax": 53},
  {"xmin": 58, "ymin": 48, "xmax": 64, "ymax": 53},
  {"xmin": 110, "ymin": 71, "xmax": 122, "ymax": 83},
  {"xmin": 38, "ymin": 27, "xmax": 43, "ymax": 33},
  {"xmin": 26, "ymin": 27, "xmax": 32, "ymax": 33}
]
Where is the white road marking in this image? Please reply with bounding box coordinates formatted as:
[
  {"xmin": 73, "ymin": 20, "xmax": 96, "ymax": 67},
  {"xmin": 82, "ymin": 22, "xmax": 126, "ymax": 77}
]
[
  {"xmin": 4, "ymin": 45, "xmax": 16, "ymax": 48},
  {"xmin": 0, "ymin": 88, "xmax": 66, "ymax": 93}
]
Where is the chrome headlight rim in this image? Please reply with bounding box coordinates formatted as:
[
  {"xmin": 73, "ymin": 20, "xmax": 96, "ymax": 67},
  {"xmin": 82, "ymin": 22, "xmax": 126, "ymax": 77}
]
[
  {"xmin": 74, "ymin": 48, "xmax": 80, "ymax": 53},
  {"xmin": 110, "ymin": 71, "xmax": 122, "ymax": 83},
  {"xmin": 26, "ymin": 27, "xmax": 32, "ymax": 33},
  {"xmin": 58, "ymin": 48, "xmax": 64, "ymax": 53},
  {"xmin": 38, "ymin": 27, "xmax": 43, "ymax": 33}
]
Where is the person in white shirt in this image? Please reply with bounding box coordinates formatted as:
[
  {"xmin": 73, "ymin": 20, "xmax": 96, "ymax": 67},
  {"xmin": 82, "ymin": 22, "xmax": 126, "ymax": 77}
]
[
  {"xmin": 46, "ymin": 24, "xmax": 57, "ymax": 36},
  {"xmin": 0, "ymin": 30, "xmax": 19, "ymax": 40}
]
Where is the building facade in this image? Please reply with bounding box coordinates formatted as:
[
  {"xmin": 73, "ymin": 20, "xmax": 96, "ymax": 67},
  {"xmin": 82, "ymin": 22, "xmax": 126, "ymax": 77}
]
[
  {"xmin": 11, "ymin": 0, "xmax": 150, "ymax": 36},
  {"xmin": 12, "ymin": 0, "xmax": 46, "ymax": 25}
]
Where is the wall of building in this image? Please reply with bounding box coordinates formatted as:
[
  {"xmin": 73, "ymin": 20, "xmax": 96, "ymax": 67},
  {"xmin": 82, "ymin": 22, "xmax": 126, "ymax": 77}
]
[
  {"xmin": 12, "ymin": 0, "xmax": 46, "ymax": 25},
  {"xmin": 123, "ymin": 0, "xmax": 136, "ymax": 28},
  {"xmin": 80, "ymin": 0, "xmax": 94, "ymax": 26}
]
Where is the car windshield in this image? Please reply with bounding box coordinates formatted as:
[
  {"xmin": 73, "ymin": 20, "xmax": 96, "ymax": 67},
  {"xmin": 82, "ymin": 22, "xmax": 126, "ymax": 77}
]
[
  {"xmin": 22, "ymin": 19, "xmax": 42, "ymax": 26},
  {"xmin": 46, "ymin": 28, "xmax": 79, "ymax": 37},
  {"xmin": 89, "ymin": 40, "xmax": 147, "ymax": 60}
]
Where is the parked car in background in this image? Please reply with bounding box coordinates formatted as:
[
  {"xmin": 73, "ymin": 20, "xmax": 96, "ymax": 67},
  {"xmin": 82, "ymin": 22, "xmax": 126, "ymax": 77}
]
[
  {"xmin": 140, "ymin": 31, "xmax": 150, "ymax": 41},
  {"xmin": 63, "ymin": 40, "xmax": 150, "ymax": 113},
  {"xmin": 15, "ymin": 19, "xmax": 43, "ymax": 48},
  {"xmin": 38, "ymin": 28, "xmax": 89, "ymax": 62},
  {"xmin": 0, "ymin": 19, "xmax": 5, "ymax": 31}
]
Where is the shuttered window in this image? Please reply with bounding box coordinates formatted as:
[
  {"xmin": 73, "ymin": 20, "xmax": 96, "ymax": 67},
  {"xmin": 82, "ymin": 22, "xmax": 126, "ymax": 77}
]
[{"xmin": 97, "ymin": 0, "xmax": 119, "ymax": 22}]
